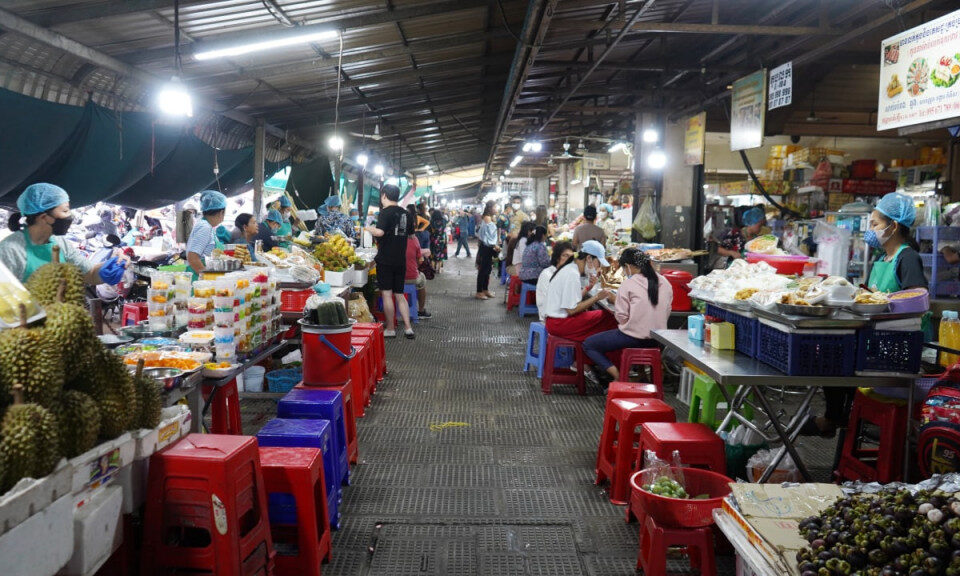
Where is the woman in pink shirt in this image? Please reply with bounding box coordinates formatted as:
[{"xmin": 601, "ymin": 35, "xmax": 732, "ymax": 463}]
[{"xmin": 582, "ymin": 247, "xmax": 673, "ymax": 383}]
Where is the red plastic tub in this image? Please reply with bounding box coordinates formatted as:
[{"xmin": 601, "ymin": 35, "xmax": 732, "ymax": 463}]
[
  {"xmin": 745, "ymin": 252, "xmax": 810, "ymax": 275},
  {"xmin": 629, "ymin": 467, "xmax": 732, "ymax": 528},
  {"xmin": 661, "ymin": 270, "xmax": 693, "ymax": 311}
]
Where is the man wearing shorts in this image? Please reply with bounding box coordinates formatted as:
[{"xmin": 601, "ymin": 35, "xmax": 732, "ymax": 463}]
[{"xmin": 364, "ymin": 184, "xmax": 415, "ymax": 339}]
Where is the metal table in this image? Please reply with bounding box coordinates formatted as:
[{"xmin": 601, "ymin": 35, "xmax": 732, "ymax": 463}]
[{"xmin": 651, "ymin": 329, "xmax": 917, "ymax": 482}]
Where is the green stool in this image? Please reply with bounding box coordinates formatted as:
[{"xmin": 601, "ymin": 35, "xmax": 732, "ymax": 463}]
[{"xmin": 687, "ymin": 375, "xmax": 753, "ymax": 430}]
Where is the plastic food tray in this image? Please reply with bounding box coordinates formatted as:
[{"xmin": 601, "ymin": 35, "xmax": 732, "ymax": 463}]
[
  {"xmin": 756, "ymin": 320, "xmax": 857, "ymax": 376},
  {"xmin": 887, "ymin": 288, "xmax": 929, "ymax": 314}
]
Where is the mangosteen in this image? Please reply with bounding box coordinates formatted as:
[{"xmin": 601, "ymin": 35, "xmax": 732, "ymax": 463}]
[
  {"xmin": 846, "ymin": 549, "xmax": 868, "ymax": 569},
  {"xmin": 812, "ymin": 538, "xmax": 826, "ymax": 550},
  {"xmin": 827, "ymin": 531, "xmax": 841, "ymax": 546},
  {"xmin": 924, "ymin": 556, "xmax": 942, "ymax": 575},
  {"xmin": 869, "ymin": 549, "xmax": 888, "ymax": 565},
  {"xmin": 818, "ymin": 550, "xmax": 833, "ymax": 562}
]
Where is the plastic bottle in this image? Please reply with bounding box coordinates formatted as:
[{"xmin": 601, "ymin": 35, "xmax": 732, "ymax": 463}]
[{"xmin": 940, "ymin": 311, "xmax": 960, "ymax": 368}]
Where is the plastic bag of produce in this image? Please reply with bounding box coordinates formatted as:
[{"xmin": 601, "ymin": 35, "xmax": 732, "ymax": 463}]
[
  {"xmin": 632, "ymin": 196, "xmax": 660, "ymax": 240},
  {"xmin": 746, "ymin": 448, "xmax": 799, "ymax": 483},
  {"xmin": 639, "ymin": 450, "xmax": 687, "ymax": 496},
  {"xmin": 347, "ymin": 293, "xmax": 374, "ymax": 323}
]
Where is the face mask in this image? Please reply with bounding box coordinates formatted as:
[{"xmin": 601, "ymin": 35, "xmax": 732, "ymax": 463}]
[
  {"xmin": 351, "ymin": 215, "xmax": 359, "ymax": 222},
  {"xmin": 599, "ymin": 211, "xmax": 608, "ymax": 220},
  {"xmin": 864, "ymin": 223, "xmax": 893, "ymax": 249},
  {"xmin": 512, "ymin": 203, "xmax": 521, "ymax": 210},
  {"xmin": 50, "ymin": 215, "xmax": 73, "ymax": 236}
]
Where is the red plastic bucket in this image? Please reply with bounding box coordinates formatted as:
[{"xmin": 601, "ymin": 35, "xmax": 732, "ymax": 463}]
[{"xmin": 300, "ymin": 320, "xmax": 356, "ymax": 386}]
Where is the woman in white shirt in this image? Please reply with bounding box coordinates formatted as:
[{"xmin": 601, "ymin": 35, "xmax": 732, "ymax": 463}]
[
  {"xmin": 542, "ymin": 240, "xmax": 618, "ymax": 342},
  {"xmin": 536, "ymin": 241, "xmax": 574, "ymax": 321}
]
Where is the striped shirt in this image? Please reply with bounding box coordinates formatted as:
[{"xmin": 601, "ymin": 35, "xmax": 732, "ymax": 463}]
[{"xmin": 186, "ymin": 218, "xmax": 216, "ymax": 259}]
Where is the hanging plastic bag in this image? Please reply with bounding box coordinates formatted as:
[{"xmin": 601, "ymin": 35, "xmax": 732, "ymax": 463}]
[{"xmin": 632, "ymin": 196, "xmax": 660, "ymax": 240}]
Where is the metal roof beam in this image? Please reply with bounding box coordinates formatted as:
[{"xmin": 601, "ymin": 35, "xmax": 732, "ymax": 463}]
[{"xmin": 549, "ymin": 21, "xmax": 842, "ymax": 35}]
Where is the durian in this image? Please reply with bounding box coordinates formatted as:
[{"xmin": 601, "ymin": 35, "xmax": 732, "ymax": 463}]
[
  {"xmin": 0, "ymin": 385, "xmax": 60, "ymax": 492},
  {"xmin": 53, "ymin": 390, "xmax": 100, "ymax": 458},
  {"xmin": 132, "ymin": 372, "xmax": 162, "ymax": 430},
  {"xmin": 25, "ymin": 245, "xmax": 86, "ymax": 308},
  {"xmin": 0, "ymin": 305, "xmax": 64, "ymax": 408},
  {"xmin": 67, "ymin": 347, "xmax": 137, "ymax": 439}
]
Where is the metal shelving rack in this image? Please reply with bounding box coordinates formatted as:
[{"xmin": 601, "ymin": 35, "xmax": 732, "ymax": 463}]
[{"xmin": 916, "ymin": 226, "xmax": 960, "ymax": 297}]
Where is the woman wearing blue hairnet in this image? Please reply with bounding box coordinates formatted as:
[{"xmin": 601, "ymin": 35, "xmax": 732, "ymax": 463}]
[
  {"xmin": 0, "ymin": 183, "xmax": 127, "ymax": 285},
  {"xmin": 185, "ymin": 190, "xmax": 228, "ymax": 279},
  {"xmin": 802, "ymin": 191, "xmax": 928, "ymax": 438}
]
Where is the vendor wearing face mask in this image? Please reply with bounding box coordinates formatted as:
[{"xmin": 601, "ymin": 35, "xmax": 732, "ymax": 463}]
[
  {"xmin": 0, "ymin": 183, "xmax": 127, "ymax": 285},
  {"xmin": 598, "ymin": 203, "xmax": 618, "ymax": 248},
  {"xmin": 542, "ymin": 240, "xmax": 619, "ymax": 343},
  {"xmin": 507, "ymin": 195, "xmax": 529, "ymax": 240}
]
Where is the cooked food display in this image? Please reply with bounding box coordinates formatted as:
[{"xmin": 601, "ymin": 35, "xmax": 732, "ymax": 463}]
[
  {"xmin": 890, "ymin": 288, "xmax": 926, "ymax": 300},
  {"xmin": 781, "ymin": 293, "xmax": 812, "ymax": 306},
  {"xmin": 854, "ymin": 290, "xmax": 889, "ymax": 304},
  {"xmin": 744, "ymin": 234, "xmax": 781, "ymax": 255},
  {"xmin": 734, "ymin": 288, "xmax": 759, "ymax": 301},
  {"xmin": 644, "ymin": 248, "xmax": 695, "ymax": 261}
]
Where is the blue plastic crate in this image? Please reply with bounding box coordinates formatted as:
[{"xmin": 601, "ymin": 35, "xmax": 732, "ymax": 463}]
[
  {"xmin": 266, "ymin": 369, "xmax": 302, "ymax": 393},
  {"xmin": 856, "ymin": 329, "xmax": 924, "ymax": 375},
  {"xmin": 756, "ymin": 321, "xmax": 857, "ymax": 376},
  {"xmin": 726, "ymin": 310, "xmax": 759, "ymax": 358},
  {"xmin": 705, "ymin": 304, "xmax": 726, "ymax": 321}
]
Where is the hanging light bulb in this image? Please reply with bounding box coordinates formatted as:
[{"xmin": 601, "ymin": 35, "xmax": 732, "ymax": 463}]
[
  {"xmin": 356, "ymin": 152, "xmax": 368, "ymax": 167},
  {"xmin": 647, "ymin": 149, "xmax": 667, "ymax": 170},
  {"xmin": 642, "ymin": 128, "xmax": 659, "ymax": 143},
  {"xmin": 374, "ymin": 164, "xmax": 384, "ymax": 176},
  {"xmin": 157, "ymin": 76, "xmax": 193, "ymax": 117},
  {"xmin": 328, "ymin": 135, "xmax": 344, "ymax": 152}
]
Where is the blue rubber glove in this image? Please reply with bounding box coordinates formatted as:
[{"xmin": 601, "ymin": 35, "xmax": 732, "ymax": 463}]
[{"xmin": 98, "ymin": 257, "xmax": 126, "ymax": 285}]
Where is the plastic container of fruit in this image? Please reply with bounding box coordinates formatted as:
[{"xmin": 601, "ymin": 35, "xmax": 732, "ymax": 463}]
[
  {"xmin": 629, "ymin": 467, "xmax": 733, "ymax": 528},
  {"xmin": 203, "ymin": 362, "xmax": 240, "ymax": 378}
]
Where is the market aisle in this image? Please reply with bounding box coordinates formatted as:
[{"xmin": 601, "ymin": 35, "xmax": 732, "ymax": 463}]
[{"xmin": 317, "ymin": 250, "xmax": 736, "ymax": 576}]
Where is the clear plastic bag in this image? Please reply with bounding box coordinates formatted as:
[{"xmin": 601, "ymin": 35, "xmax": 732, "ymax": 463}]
[
  {"xmin": 639, "ymin": 450, "xmax": 688, "ymax": 498},
  {"xmin": 632, "ymin": 196, "xmax": 660, "ymax": 240},
  {"xmin": 746, "ymin": 448, "xmax": 800, "ymax": 483}
]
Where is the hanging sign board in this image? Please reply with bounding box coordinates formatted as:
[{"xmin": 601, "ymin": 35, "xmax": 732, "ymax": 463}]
[
  {"xmin": 684, "ymin": 112, "xmax": 707, "ymax": 165},
  {"xmin": 768, "ymin": 62, "xmax": 793, "ymax": 110},
  {"xmin": 730, "ymin": 69, "xmax": 768, "ymax": 151},
  {"xmin": 582, "ymin": 153, "xmax": 611, "ymax": 170},
  {"xmin": 877, "ymin": 8, "xmax": 960, "ymax": 131}
]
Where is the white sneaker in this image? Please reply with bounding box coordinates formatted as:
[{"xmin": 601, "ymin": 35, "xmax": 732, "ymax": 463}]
[{"xmin": 384, "ymin": 329, "xmax": 397, "ymax": 338}]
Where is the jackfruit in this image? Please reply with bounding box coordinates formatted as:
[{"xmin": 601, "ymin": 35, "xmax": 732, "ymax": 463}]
[
  {"xmin": 0, "ymin": 385, "xmax": 60, "ymax": 492},
  {"xmin": 132, "ymin": 374, "xmax": 162, "ymax": 430},
  {"xmin": 54, "ymin": 390, "xmax": 100, "ymax": 458},
  {"xmin": 0, "ymin": 306, "xmax": 64, "ymax": 409},
  {"xmin": 25, "ymin": 245, "xmax": 86, "ymax": 308}
]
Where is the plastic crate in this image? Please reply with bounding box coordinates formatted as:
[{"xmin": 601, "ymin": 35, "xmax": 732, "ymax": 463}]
[
  {"xmin": 280, "ymin": 289, "xmax": 314, "ymax": 312},
  {"xmin": 726, "ymin": 310, "xmax": 759, "ymax": 358},
  {"xmin": 756, "ymin": 320, "xmax": 857, "ymax": 376},
  {"xmin": 266, "ymin": 368, "xmax": 303, "ymax": 393},
  {"xmin": 856, "ymin": 329, "xmax": 924, "ymax": 375},
  {"xmin": 705, "ymin": 304, "xmax": 726, "ymax": 321}
]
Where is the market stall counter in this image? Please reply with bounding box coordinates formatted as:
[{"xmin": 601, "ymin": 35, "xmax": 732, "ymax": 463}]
[{"xmin": 651, "ymin": 328, "xmax": 917, "ymax": 482}]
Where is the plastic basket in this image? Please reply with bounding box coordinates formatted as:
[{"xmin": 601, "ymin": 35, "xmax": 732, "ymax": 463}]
[
  {"xmin": 756, "ymin": 320, "xmax": 857, "ymax": 376},
  {"xmin": 726, "ymin": 310, "xmax": 759, "ymax": 358},
  {"xmin": 280, "ymin": 289, "xmax": 314, "ymax": 313},
  {"xmin": 266, "ymin": 369, "xmax": 303, "ymax": 393},
  {"xmin": 705, "ymin": 304, "xmax": 726, "ymax": 321},
  {"xmin": 630, "ymin": 467, "xmax": 733, "ymax": 528},
  {"xmin": 745, "ymin": 253, "xmax": 809, "ymax": 275},
  {"xmin": 856, "ymin": 329, "xmax": 924, "ymax": 375}
]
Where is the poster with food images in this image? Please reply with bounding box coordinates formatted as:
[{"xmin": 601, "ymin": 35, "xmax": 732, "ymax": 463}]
[{"xmin": 877, "ymin": 8, "xmax": 960, "ymax": 130}]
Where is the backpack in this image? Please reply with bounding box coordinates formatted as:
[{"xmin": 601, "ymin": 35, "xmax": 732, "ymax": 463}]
[{"xmin": 918, "ymin": 366, "xmax": 960, "ymax": 477}]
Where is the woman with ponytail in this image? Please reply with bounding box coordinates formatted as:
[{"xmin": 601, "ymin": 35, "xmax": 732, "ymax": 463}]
[
  {"xmin": 582, "ymin": 247, "xmax": 673, "ymax": 383},
  {"xmin": 542, "ymin": 240, "xmax": 618, "ymax": 343}
]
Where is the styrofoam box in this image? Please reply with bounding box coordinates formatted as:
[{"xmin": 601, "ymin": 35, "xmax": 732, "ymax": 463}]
[
  {"xmin": 736, "ymin": 554, "xmax": 763, "ymax": 576},
  {"xmin": 0, "ymin": 460, "xmax": 71, "ymax": 536},
  {"xmin": 120, "ymin": 406, "xmax": 191, "ymax": 514},
  {"xmin": 324, "ymin": 270, "xmax": 347, "ymax": 286},
  {"xmin": 70, "ymin": 432, "xmax": 136, "ymax": 508},
  {"xmin": 64, "ymin": 485, "xmax": 123, "ymax": 576},
  {"xmin": 352, "ymin": 268, "xmax": 369, "ymax": 287},
  {"xmin": 0, "ymin": 493, "xmax": 73, "ymax": 576}
]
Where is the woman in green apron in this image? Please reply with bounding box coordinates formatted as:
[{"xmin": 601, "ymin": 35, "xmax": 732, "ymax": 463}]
[
  {"xmin": 276, "ymin": 196, "xmax": 294, "ymax": 239},
  {"xmin": 802, "ymin": 192, "xmax": 927, "ymax": 438},
  {"xmin": 0, "ymin": 183, "xmax": 126, "ymax": 285},
  {"xmin": 185, "ymin": 190, "xmax": 227, "ymax": 279}
]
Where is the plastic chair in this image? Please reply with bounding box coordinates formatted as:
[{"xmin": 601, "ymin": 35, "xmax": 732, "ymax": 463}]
[
  {"xmin": 635, "ymin": 422, "xmax": 727, "ymax": 474},
  {"xmin": 121, "ymin": 302, "xmax": 149, "ymax": 326},
  {"xmin": 638, "ymin": 515, "xmax": 716, "ymax": 575},
  {"xmin": 618, "ymin": 348, "xmax": 663, "ymax": 389},
  {"xmin": 517, "ymin": 281, "xmax": 538, "ymax": 318},
  {"xmin": 835, "ymin": 390, "xmax": 907, "ymax": 483},
  {"xmin": 687, "ymin": 375, "xmax": 753, "ymax": 431},
  {"xmin": 542, "ymin": 335, "xmax": 585, "ymax": 395},
  {"xmin": 506, "ymin": 276, "xmax": 522, "ymax": 311},
  {"xmin": 595, "ymin": 398, "xmax": 676, "ymax": 504},
  {"xmin": 256, "ymin": 419, "xmax": 341, "ymax": 530},
  {"xmin": 141, "ymin": 434, "xmax": 274, "ymax": 576},
  {"xmin": 259, "ymin": 447, "xmax": 332, "ymax": 576},
  {"xmin": 201, "ymin": 379, "xmax": 243, "ymax": 435}
]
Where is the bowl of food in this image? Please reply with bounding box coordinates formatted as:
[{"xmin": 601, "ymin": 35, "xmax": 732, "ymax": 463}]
[
  {"xmin": 888, "ymin": 288, "xmax": 929, "ymax": 314},
  {"xmin": 851, "ymin": 291, "xmax": 889, "ymax": 314},
  {"xmin": 98, "ymin": 333, "xmax": 134, "ymax": 349},
  {"xmin": 203, "ymin": 361, "xmax": 239, "ymax": 378},
  {"xmin": 142, "ymin": 367, "xmax": 184, "ymax": 391}
]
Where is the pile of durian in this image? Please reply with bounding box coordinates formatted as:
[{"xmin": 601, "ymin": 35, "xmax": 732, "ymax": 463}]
[{"xmin": 0, "ymin": 249, "xmax": 163, "ymax": 494}]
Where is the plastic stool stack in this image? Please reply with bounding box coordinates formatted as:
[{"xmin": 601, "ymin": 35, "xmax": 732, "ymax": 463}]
[
  {"xmin": 259, "ymin": 447, "xmax": 332, "ymax": 576},
  {"xmin": 278, "ymin": 388, "xmax": 352, "ymax": 487},
  {"xmin": 256, "ymin": 418, "xmax": 342, "ymax": 530},
  {"xmin": 141, "ymin": 434, "xmax": 274, "ymax": 576},
  {"xmin": 120, "ymin": 302, "xmax": 149, "ymax": 326},
  {"xmin": 353, "ymin": 322, "xmax": 386, "ymax": 381}
]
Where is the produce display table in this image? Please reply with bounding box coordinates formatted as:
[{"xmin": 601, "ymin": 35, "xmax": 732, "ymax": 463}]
[
  {"xmin": 200, "ymin": 340, "xmax": 291, "ymax": 423},
  {"xmin": 650, "ymin": 329, "xmax": 916, "ymax": 482}
]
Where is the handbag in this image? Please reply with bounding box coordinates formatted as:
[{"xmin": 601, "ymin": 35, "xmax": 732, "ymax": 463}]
[{"xmin": 419, "ymin": 257, "xmax": 436, "ymax": 280}]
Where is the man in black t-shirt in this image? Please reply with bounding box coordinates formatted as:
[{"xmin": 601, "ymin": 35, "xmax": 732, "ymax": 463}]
[{"xmin": 365, "ymin": 184, "xmax": 414, "ymax": 339}]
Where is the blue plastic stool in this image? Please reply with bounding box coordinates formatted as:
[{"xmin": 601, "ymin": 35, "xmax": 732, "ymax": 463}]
[
  {"xmin": 375, "ymin": 284, "xmax": 419, "ymax": 324},
  {"xmin": 256, "ymin": 418, "xmax": 341, "ymax": 530},
  {"xmin": 278, "ymin": 388, "xmax": 350, "ymax": 488},
  {"xmin": 499, "ymin": 259, "xmax": 508, "ymax": 285},
  {"xmin": 523, "ymin": 322, "xmax": 574, "ymax": 378},
  {"xmin": 517, "ymin": 281, "xmax": 538, "ymax": 318}
]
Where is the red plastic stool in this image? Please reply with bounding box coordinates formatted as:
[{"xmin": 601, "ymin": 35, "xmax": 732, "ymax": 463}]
[
  {"xmin": 121, "ymin": 302, "xmax": 149, "ymax": 326},
  {"xmin": 506, "ymin": 276, "xmax": 522, "ymax": 311},
  {"xmin": 351, "ymin": 335, "xmax": 376, "ymax": 407},
  {"xmin": 348, "ymin": 343, "xmax": 369, "ymax": 418},
  {"xmin": 542, "ymin": 335, "xmax": 586, "ymax": 395},
  {"xmin": 595, "ymin": 398, "xmax": 676, "ymax": 504},
  {"xmin": 295, "ymin": 382, "xmax": 358, "ymax": 465},
  {"xmin": 618, "ymin": 348, "xmax": 663, "ymax": 388},
  {"xmin": 835, "ymin": 390, "xmax": 907, "ymax": 483},
  {"xmin": 638, "ymin": 515, "xmax": 716, "ymax": 575},
  {"xmin": 259, "ymin": 447, "xmax": 332, "ymax": 576},
  {"xmin": 354, "ymin": 322, "xmax": 386, "ymax": 381},
  {"xmin": 202, "ymin": 379, "xmax": 243, "ymax": 435},
  {"xmin": 606, "ymin": 382, "xmax": 662, "ymax": 409},
  {"xmin": 141, "ymin": 434, "xmax": 274, "ymax": 576}
]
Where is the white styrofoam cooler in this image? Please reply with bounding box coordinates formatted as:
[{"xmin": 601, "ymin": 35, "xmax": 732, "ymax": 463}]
[
  {"xmin": 63, "ymin": 485, "xmax": 123, "ymax": 576},
  {"xmin": 120, "ymin": 406, "xmax": 191, "ymax": 514},
  {"xmin": 352, "ymin": 267, "xmax": 369, "ymax": 287},
  {"xmin": 0, "ymin": 460, "xmax": 71, "ymax": 536},
  {"xmin": 324, "ymin": 269, "xmax": 348, "ymax": 287},
  {"xmin": 70, "ymin": 432, "xmax": 136, "ymax": 508},
  {"xmin": 0, "ymin": 494, "xmax": 73, "ymax": 576}
]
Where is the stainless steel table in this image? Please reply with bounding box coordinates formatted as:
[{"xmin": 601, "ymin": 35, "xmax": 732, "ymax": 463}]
[{"xmin": 651, "ymin": 329, "xmax": 916, "ymax": 482}]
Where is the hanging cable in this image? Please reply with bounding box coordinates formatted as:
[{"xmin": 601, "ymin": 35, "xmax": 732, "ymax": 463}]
[
  {"xmin": 174, "ymin": 0, "xmax": 183, "ymax": 76},
  {"xmin": 334, "ymin": 33, "xmax": 343, "ymax": 158}
]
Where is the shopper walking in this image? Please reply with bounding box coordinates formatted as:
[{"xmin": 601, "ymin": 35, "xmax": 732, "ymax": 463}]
[
  {"xmin": 475, "ymin": 201, "xmax": 500, "ymax": 300},
  {"xmin": 365, "ymin": 185, "xmax": 415, "ymax": 339},
  {"xmin": 429, "ymin": 208, "xmax": 448, "ymax": 273},
  {"xmin": 582, "ymin": 248, "xmax": 672, "ymax": 383},
  {"xmin": 454, "ymin": 210, "xmax": 472, "ymax": 257}
]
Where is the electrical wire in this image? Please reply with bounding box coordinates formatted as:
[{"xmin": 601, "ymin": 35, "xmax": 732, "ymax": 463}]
[
  {"xmin": 334, "ymin": 33, "xmax": 343, "ymax": 159},
  {"xmin": 173, "ymin": 0, "xmax": 183, "ymax": 75},
  {"xmin": 497, "ymin": 0, "xmax": 526, "ymax": 46},
  {"xmin": 261, "ymin": 0, "xmax": 295, "ymax": 27}
]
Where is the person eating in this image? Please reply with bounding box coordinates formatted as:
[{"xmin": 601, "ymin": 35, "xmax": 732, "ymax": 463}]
[{"xmin": 542, "ymin": 240, "xmax": 618, "ymax": 343}]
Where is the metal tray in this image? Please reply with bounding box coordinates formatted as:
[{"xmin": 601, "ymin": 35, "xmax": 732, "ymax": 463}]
[{"xmin": 775, "ymin": 303, "xmax": 837, "ymax": 317}]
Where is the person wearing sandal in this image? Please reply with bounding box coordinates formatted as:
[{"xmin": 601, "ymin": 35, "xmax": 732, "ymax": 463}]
[{"xmin": 475, "ymin": 200, "xmax": 500, "ymax": 300}]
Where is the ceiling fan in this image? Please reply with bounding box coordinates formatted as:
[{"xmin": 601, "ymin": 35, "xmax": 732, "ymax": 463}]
[
  {"xmin": 547, "ymin": 141, "xmax": 583, "ymax": 161},
  {"xmin": 804, "ymin": 89, "xmax": 838, "ymax": 123}
]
